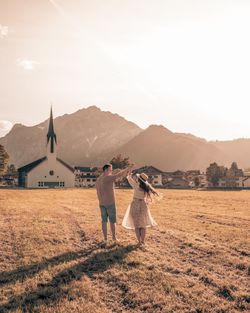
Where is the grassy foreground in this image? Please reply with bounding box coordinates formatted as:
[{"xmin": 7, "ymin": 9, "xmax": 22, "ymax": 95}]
[{"xmin": 0, "ymin": 189, "xmax": 249, "ymax": 313}]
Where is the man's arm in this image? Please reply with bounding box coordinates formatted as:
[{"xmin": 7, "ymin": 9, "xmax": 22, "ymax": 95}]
[{"xmin": 112, "ymin": 165, "xmax": 134, "ymax": 180}]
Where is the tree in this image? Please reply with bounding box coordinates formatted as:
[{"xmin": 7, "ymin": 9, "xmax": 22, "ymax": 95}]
[
  {"xmin": 0, "ymin": 145, "xmax": 9, "ymax": 175},
  {"xmin": 6, "ymin": 164, "xmax": 17, "ymax": 174},
  {"xmin": 110, "ymin": 154, "xmax": 132, "ymax": 187},
  {"xmin": 194, "ymin": 176, "xmax": 200, "ymax": 187},
  {"xmin": 228, "ymin": 162, "xmax": 243, "ymax": 177},
  {"xmin": 206, "ymin": 162, "xmax": 226, "ymax": 187},
  {"xmin": 110, "ymin": 154, "xmax": 131, "ymax": 170}
]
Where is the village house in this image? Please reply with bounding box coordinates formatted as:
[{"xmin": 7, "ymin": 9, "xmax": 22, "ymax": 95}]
[
  {"xmin": 162, "ymin": 170, "xmax": 190, "ymax": 188},
  {"xmin": 184, "ymin": 170, "xmax": 201, "ymax": 187},
  {"xmin": 217, "ymin": 162, "xmax": 244, "ymax": 188},
  {"xmin": 162, "ymin": 170, "xmax": 184, "ymax": 184},
  {"xmin": 197, "ymin": 173, "xmax": 208, "ymax": 187},
  {"xmin": 242, "ymin": 177, "xmax": 250, "ymax": 188},
  {"xmin": 186, "ymin": 170, "xmax": 201, "ymax": 177},
  {"xmin": 185, "ymin": 170, "xmax": 200, "ymax": 182},
  {"xmin": 18, "ymin": 108, "xmax": 75, "ymax": 188},
  {"xmin": 161, "ymin": 172, "xmax": 173, "ymax": 185},
  {"xmin": 165, "ymin": 176, "xmax": 190, "ymax": 188},
  {"xmin": 134, "ymin": 166, "xmax": 163, "ymax": 186},
  {"xmin": 0, "ymin": 173, "xmax": 18, "ymax": 186},
  {"xmin": 218, "ymin": 177, "xmax": 245, "ymax": 188},
  {"xmin": 74, "ymin": 167, "xmax": 98, "ymax": 187}
]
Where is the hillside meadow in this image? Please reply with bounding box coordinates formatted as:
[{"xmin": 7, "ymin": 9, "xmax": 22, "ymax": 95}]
[{"xmin": 0, "ymin": 189, "xmax": 249, "ymax": 313}]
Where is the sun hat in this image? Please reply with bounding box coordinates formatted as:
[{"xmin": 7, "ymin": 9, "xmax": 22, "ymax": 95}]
[{"xmin": 136, "ymin": 172, "xmax": 149, "ymax": 182}]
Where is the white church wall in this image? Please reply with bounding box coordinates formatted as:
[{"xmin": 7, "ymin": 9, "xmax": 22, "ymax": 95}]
[{"xmin": 27, "ymin": 158, "xmax": 75, "ymax": 188}]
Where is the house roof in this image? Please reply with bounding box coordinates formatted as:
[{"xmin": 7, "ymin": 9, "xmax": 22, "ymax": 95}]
[
  {"xmin": 77, "ymin": 175, "xmax": 97, "ymax": 179},
  {"xmin": 172, "ymin": 170, "xmax": 185, "ymax": 176},
  {"xmin": 166, "ymin": 177, "xmax": 189, "ymax": 185},
  {"xmin": 74, "ymin": 166, "xmax": 97, "ymax": 172},
  {"xmin": 169, "ymin": 177, "xmax": 188, "ymax": 182},
  {"xmin": 18, "ymin": 157, "xmax": 47, "ymax": 173},
  {"xmin": 135, "ymin": 165, "xmax": 163, "ymax": 174},
  {"xmin": 186, "ymin": 170, "xmax": 200, "ymax": 175}
]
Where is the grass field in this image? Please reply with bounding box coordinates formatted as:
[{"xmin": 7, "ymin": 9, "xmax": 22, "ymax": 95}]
[{"xmin": 0, "ymin": 189, "xmax": 249, "ymax": 313}]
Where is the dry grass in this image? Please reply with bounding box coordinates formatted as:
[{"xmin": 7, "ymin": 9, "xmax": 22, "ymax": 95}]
[{"xmin": 0, "ymin": 189, "xmax": 249, "ymax": 313}]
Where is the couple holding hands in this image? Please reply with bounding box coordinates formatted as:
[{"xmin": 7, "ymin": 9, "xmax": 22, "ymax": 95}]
[{"xmin": 96, "ymin": 163, "xmax": 160, "ymax": 247}]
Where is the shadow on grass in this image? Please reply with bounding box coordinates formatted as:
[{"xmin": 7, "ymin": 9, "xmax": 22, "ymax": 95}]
[
  {"xmin": 0, "ymin": 244, "xmax": 137, "ymax": 312},
  {"xmin": 0, "ymin": 244, "xmax": 99, "ymax": 286}
]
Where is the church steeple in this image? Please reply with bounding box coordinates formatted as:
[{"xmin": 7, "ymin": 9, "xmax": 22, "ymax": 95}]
[{"xmin": 47, "ymin": 106, "xmax": 57, "ymax": 153}]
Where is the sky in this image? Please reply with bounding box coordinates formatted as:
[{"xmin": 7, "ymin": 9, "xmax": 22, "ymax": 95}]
[{"xmin": 1, "ymin": 0, "xmax": 250, "ymax": 140}]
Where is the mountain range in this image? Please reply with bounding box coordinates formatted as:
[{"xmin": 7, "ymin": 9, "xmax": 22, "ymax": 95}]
[{"xmin": 1, "ymin": 105, "xmax": 250, "ymax": 171}]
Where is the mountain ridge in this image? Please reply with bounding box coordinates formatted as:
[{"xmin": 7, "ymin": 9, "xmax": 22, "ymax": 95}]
[{"xmin": 1, "ymin": 106, "xmax": 250, "ymax": 171}]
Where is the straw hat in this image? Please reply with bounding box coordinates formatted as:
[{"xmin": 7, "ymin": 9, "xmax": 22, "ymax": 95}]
[{"xmin": 136, "ymin": 172, "xmax": 149, "ymax": 183}]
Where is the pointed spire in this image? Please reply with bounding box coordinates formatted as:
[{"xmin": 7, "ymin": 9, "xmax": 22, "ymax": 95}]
[{"xmin": 47, "ymin": 106, "xmax": 57, "ymax": 153}]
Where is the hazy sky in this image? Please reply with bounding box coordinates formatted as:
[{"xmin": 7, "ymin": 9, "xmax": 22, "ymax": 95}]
[{"xmin": 1, "ymin": 0, "xmax": 250, "ymax": 140}]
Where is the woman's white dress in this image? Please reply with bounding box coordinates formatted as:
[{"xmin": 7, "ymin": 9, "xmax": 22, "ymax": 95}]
[{"xmin": 122, "ymin": 175, "xmax": 157, "ymax": 229}]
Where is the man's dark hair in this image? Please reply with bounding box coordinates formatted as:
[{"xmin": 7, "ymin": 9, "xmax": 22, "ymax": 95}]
[{"xmin": 103, "ymin": 163, "xmax": 112, "ymax": 172}]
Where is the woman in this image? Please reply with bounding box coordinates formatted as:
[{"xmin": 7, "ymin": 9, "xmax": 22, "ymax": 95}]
[{"xmin": 122, "ymin": 171, "xmax": 159, "ymax": 246}]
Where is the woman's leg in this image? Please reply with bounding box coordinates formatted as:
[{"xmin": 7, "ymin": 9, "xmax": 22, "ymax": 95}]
[
  {"xmin": 140, "ymin": 228, "xmax": 146, "ymax": 245},
  {"xmin": 135, "ymin": 227, "xmax": 141, "ymax": 244}
]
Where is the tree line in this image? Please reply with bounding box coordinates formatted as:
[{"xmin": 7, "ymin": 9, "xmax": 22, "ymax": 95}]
[
  {"xmin": 0, "ymin": 145, "xmax": 9, "ymax": 175},
  {"xmin": 206, "ymin": 162, "xmax": 244, "ymax": 187}
]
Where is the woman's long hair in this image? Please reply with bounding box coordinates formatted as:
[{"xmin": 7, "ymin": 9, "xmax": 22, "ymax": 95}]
[{"xmin": 139, "ymin": 179, "xmax": 159, "ymax": 199}]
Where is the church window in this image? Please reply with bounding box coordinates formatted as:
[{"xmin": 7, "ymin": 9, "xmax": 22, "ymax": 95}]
[{"xmin": 49, "ymin": 170, "xmax": 54, "ymax": 176}]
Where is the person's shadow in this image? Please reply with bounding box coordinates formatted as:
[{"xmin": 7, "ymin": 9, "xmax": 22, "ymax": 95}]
[
  {"xmin": 0, "ymin": 244, "xmax": 98, "ymax": 286},
  {"xmin": 0, "ymin": 243, "xmax": 137, "ymax": 312}
]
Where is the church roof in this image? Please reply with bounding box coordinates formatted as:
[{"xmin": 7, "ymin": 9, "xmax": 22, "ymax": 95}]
[
  {"xmin": 47, "ymin": 107, "xmax": 57, "ymax": 153},
  {"xmin": 57, "ymin": 158, "xmax": 75, "ymax": 173},
  {"xmin": 18, "ymin": 108, "xmax": 74, "ymax": 176},
  {"xmin": 18, "ymin": 157, "xmax": 47, "ymax": 173},
  {"xmin": 18, "ymin": 156, "xmax": 74, "ymax": 173}
]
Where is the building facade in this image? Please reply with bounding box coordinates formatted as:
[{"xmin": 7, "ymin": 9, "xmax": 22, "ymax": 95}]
[
  {"xmin": 75, "ymin": 167, "xmax": 98, "ymax": 187},
  {"xmin": 18, "ymin": 108, "xmax": 75, "ymax": 188}
]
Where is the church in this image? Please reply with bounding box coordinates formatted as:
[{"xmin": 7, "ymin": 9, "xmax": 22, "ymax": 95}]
[{"xmin": 18, "ymin": 108, "xmax": 75, "ymax": 188}]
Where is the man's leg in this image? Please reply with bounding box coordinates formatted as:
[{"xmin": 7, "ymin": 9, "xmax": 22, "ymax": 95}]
[
  {"xmin": 102, "ymin": 222, "xmax": 108, "ymax": 241},
  {"xmin": 107, "ymin": 205, "xmax": 117, "ymax": 241},
  {"xmin": 100, "ymin": 206, "xmax": 108, "ymax": 241},
  {"xmin": 110, "ymin": 222, "xmax": 116, "ymax": 240}
]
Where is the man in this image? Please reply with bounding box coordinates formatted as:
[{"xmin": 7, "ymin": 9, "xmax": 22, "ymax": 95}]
[{"xmin": 96, "ymin": 163, "xmax": 133, "ymax": 244}]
